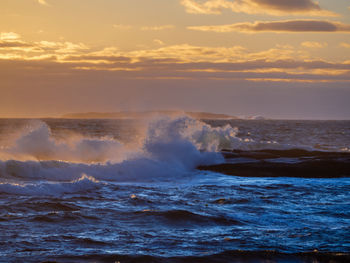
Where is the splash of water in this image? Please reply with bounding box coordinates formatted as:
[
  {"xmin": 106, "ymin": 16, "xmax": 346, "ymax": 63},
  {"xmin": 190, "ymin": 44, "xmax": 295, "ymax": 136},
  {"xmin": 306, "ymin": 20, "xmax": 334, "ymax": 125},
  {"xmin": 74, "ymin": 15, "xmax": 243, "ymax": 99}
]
[{"xmin": 0, "ymin": 115, "xmax": 238, "ymax": 185}]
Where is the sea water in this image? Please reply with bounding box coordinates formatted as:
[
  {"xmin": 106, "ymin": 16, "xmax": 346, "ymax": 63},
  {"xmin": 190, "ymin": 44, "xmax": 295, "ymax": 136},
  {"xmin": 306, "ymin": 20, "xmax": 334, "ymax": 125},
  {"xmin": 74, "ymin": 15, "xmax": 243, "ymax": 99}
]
[{"xmin": 0, "ymin": 117, "xmax": 349, "ymax": 262}]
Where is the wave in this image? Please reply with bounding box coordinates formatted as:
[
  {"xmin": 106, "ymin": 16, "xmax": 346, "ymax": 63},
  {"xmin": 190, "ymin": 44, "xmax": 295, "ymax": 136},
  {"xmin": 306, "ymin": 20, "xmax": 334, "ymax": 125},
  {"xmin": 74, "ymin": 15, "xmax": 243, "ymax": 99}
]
[
  {"xmin": 132, "ymin": 209, "xmax": 243, "ymax": 226},
  {"xmin": 0, "ymin": 115, "xmax": 327, "ymax": 163},
  {"xmin": 0, "ymin": 115, "xmax": 234, "ymax": 184},
  {"xmin": 0, "ymin": 152, "xmax": 218, "ymax": 183},
  {"xmin": 0, "ymin": 115, "xmax": 347, "ymax": 187},
  {"xmin": 0, "ymin": 120, "xmax": 126, "ymax": 163},
  {"xmin": 0, "ymin": 115, "xmax": 236, "ymax": 163},
  {"xmin": 0, "ymin": 174, "xmax": 100, "ymax": 196}
]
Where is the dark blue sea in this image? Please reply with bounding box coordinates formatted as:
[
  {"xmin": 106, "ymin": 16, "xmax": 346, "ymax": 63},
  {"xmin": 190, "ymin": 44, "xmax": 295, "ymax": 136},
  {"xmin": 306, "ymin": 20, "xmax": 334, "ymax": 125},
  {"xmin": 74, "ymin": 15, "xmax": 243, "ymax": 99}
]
[{"xmin": 0, "ymin": 116, "xmax": 349, "ymax": 262}]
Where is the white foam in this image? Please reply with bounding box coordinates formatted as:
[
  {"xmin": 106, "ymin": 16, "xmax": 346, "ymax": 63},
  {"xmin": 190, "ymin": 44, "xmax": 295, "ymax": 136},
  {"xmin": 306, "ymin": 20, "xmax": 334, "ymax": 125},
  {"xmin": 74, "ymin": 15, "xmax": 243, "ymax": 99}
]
[
  {"xmin": 0, "ymin": 115, "xmax": 326, "ymax": 187},
  {"xmin": 0, "ymin": 174, "xmax": 100, "ymax": 196},
  {"xmin": 0, "ymin": 122, "xmax": 127, "ymax": 163},
  {"xmin": 0, "ymin": 116, "xmax": 231, "ymax": 183}
]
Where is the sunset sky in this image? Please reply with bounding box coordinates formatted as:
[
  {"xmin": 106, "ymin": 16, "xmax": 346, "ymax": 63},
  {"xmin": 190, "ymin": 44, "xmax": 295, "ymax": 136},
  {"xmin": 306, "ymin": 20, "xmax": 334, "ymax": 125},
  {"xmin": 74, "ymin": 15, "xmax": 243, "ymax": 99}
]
[{"xmin": 1, "ymin": 0, "xmax": 350, "ymax": 119}]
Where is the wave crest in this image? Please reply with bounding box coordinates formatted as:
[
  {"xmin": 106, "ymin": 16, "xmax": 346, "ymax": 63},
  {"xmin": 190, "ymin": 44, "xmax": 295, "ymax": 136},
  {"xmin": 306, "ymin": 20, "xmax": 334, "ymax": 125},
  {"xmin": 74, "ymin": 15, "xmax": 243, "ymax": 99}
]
[{"xmin": 0, "ymin": 174, "xmax": 100, "ymax": 196}]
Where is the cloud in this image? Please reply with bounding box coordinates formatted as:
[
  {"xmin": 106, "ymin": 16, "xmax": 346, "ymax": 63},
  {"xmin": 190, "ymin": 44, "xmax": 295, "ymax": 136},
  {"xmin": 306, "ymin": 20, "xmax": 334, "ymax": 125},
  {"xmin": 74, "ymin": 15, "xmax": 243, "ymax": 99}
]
[
  {"xmin": 38, "ymin": 0, "xmax": 48, "ymax": 6},
  {"xmin": 180, "ymin": 0, "xmax": 337, "ymax": 16},
  {"xmin": 0, "ymin": 41, "xmax": 31, "ymax": 49},
  {"xmin": 38, "ymin": 41, "xmax": 89, "ymax": 53},
  {"xmin": 0, "ymin": 32, "xmax": 21, "ymax": 41},
  {"xmin": 125, "ymin": 44, "xmax": 248, "ymax": 62},
  {"xmin": 1, "ymin": 32, "xmax": 349, "ymax": 84},
  {"xmin": 153, "ymin": 39, "xmax": 165, "ymax": 45},
  {"xmin": 301, "ymin": 41, "xmax": 327, "ymax": 48},
  {"xmin": 2, "ymin": 56, "xmax": 350, "ymax": 85},
  {"xmin": 0, "ymin": 32, "xmax": 34, "ymax": 51},
  {"xmin": 141, "ymin": 25, "xmax": 175, "ymax": 31},
  {"xmin": 188, "ymin": 20, "xmax": 350, "ymax": 33},
  {"xmin": 113, "ymin": 24, "xmax": 175, "ymax": 31},
  {"xmin": 0, "ymin": 32, "xmax": 89, "ymax": 56},
  {"xmin": 340, "ymin": 43, "xmax": 350, "ymax": 48}
]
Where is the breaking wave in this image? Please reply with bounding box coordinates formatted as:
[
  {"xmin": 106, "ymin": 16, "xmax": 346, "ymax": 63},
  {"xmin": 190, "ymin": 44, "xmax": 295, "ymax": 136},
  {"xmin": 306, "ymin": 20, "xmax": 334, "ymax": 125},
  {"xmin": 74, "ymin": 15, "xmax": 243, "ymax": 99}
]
[
  {"xmin": 0, "ymin": 115, "xmax": 235, "ymax": 191},
  {"xmin": 0, "ymin": 115, "xmax": 321, "ymax": 163},
  {"xmin": 0, "ymin": 115, "xmax": 346, "ymax": 194},
  {"xmin": 0, "ymin": 174, "xmax": 100, "ymax": 196}
]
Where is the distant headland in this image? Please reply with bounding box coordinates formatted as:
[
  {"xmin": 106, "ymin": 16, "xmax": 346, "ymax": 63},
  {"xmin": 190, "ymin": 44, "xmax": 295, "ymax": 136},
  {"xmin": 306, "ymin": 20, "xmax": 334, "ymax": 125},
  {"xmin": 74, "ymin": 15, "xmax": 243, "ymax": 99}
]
[{"xmin": 61, "ymin": 111, "xmax": 239, "ymax": 120}]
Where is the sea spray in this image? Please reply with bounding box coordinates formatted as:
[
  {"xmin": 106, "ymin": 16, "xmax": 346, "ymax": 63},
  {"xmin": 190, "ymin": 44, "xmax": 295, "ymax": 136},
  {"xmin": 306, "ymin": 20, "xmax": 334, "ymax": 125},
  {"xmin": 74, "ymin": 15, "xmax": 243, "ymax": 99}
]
[
  {"xmin": 0, "ymin": 115, "xmax": 235, "ymax": 184},
  {"xmin": 1, "ymin": 115, "xmax": 344, "ymax": 185}
]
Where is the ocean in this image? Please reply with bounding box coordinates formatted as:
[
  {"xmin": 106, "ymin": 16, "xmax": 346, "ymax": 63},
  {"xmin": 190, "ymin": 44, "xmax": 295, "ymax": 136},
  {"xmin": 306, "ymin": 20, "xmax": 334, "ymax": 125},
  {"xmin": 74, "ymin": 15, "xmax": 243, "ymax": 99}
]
[{"xmin": 0, "ymin": 116, "xmax": 349, "ymax": 263}]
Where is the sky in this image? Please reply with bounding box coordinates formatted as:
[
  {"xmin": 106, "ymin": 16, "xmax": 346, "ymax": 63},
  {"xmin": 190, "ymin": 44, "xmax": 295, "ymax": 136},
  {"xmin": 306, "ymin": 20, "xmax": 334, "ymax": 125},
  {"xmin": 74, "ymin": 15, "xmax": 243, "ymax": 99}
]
[{"xmin": 1, "ymin": 0, "xmax": 350, "ymax": 119}]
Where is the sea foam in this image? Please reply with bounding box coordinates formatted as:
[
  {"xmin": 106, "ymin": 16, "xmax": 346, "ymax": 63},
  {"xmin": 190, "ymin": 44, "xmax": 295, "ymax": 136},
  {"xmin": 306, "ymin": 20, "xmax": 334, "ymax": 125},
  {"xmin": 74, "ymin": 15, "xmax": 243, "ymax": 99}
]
[
  {"xmin": 0, "ymin": 174, "xmax": 100, "ymax": 196},
  {"xmin": 0, "ymin": 115, "xmax": 233, "ymax": 186},
  {"xmin": 0, "ymin": 115, "xmax": 327, "ymax": 190}
]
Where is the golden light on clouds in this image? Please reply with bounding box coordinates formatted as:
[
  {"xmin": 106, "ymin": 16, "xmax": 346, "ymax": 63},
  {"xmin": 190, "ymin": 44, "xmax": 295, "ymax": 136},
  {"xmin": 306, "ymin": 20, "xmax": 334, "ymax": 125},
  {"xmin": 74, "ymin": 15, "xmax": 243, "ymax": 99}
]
[
  {"xmin": 141, "ymin": 25, "xmax": 175, "ymax": 31},
  {"xmin": 180, "ymin": 0, "xmax": 337, "ymax": 16},
  {"xmin": 340, "ymin": 42, "xmax": 350, "ymax": 48},
  {"xmin": 153, "ymin": 39, "xmax": 165, "ymax": 45},
  {"xmin": 301, "ymin": 41, "xmax": 328, "ymax": 48},
  {"xmin": 0, "ymin": 32, "xmax": 21, "ymax": 41},
  {"xmin": 188, "ymin": 20, "xmax": 350, "ymax": 33},
  {"xmin": 1, "ymin": 32, "xmax": 349, "ymax": 84},
  {"xmin": 37, "ymin": 0, "xmax": 48, "ymax": 6},
  {"xmin": 0, "ymin": 0, "xmax": 350, "ymax": 118}
]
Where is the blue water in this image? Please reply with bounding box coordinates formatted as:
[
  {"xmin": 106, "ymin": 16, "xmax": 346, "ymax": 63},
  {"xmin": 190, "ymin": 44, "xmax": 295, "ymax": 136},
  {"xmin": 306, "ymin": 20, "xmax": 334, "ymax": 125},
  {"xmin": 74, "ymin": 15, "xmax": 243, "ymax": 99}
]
[
  {"xmin": 0, "ymin": 117, "xmax": 349, "ymax": 262},
  {"xmin": 1, "ymin": 173, "xmax": 350, "ymax": 259}
]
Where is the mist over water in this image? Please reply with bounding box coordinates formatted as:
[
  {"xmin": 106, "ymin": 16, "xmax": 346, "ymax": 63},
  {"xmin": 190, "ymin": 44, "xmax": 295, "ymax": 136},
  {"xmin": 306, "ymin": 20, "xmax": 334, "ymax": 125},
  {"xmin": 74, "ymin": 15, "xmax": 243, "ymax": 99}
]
[
  {"xmin": 0, "ymin": 116, "xmax": 349, "ymax": 262},
  {"xmin": 0, "ymin": 116, "xmax": 230, "ymax": 185}
]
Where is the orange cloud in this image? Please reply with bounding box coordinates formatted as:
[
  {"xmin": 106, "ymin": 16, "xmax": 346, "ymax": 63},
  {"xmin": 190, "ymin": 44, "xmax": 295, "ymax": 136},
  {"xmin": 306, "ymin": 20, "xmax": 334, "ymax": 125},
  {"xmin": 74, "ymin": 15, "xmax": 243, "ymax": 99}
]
[
  {"xmin": 0, "ymin": 32, "xmax": 89, "ymax": 61},
  {"xmin": 0, "ymin": 32, "xmax": 37, "ymax": 52},
  {"xmin": 301, "ymin": 41, "xmax": 328, "ymax": 48},
  {"xmin": 153, "ymin": 39, "xmax": 165, "ymax": 45},
  {"xmin": 1, "ymin": 32, "xmax": 349, "ymax": 84},
  {"xmin": 0, "ymin": 32, "xmax": 21, "ymax": 41},
  {"xmin": 37, "ymin": 0, "xmax": 48, "ymax": 6},
  {"xmin": 340, "ymin": 43, "xmax": 350, "ymax": 48},
  {"xmin": 38, "ymin": 41, "xmax": 89, "ymax": 53},
  {"xmin": 141, "ymin": 25, "xmax": 175, "ymax": 31},
  {"xmin": 180, "ymin": 0, "xmax": 337, "ymax": 16},
  {"xmin": 188, "ymin": 20, "xmax": 350, "ymax": 33}
]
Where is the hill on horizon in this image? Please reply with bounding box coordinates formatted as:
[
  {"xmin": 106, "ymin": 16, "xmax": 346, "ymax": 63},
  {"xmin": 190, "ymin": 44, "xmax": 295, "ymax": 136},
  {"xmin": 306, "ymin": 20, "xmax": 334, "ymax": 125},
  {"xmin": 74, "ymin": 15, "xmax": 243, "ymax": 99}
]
[{"xmin": 61, "ymin": 111, "xmax": 237, "ymax": 120}]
